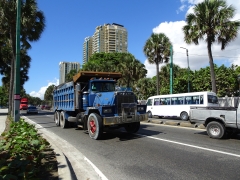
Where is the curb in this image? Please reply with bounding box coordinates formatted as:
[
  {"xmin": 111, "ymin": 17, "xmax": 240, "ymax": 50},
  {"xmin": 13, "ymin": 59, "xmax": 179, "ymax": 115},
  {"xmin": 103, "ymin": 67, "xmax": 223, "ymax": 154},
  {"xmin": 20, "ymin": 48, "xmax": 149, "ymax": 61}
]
[
  {"xmin": 23, "ymin": 118, "xmax": 73, "ymax": 180},
  {"xmin": 146, "ymin": 118, "xmax": 205, "ymax": 130},
  {"xmin": 164, "ymin": 121, "xmax": 180, "ymax": 126},
  {"xmin": 179, "ymin": 122, "xmax": 196, "ymax": 128},
  {"xmin": 150, "ymin": 119, "xmax": 163, "ymax": 124},
  {"xmin": 196, "ymin": 124, "xmax": 206, "ymax": 129},
  {"xmin": 41, "ymin": 133, "xmax": 72, "ymax": 180}
]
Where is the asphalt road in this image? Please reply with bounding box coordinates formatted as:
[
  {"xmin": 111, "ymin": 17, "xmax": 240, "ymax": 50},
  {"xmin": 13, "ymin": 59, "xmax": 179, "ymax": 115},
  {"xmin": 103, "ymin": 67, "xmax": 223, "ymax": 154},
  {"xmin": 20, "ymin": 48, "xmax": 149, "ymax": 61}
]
[{"xmin": 22, "ymin": 110, "xmax": 240, "ymax": 180}]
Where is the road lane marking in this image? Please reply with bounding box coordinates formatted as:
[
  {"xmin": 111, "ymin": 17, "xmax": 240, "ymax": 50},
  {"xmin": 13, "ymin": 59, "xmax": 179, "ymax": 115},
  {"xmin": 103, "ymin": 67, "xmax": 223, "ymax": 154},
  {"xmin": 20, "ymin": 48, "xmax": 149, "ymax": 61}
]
[{"xmin": 137, "ymin": 134, "xmax": 240, "ymax": 158}]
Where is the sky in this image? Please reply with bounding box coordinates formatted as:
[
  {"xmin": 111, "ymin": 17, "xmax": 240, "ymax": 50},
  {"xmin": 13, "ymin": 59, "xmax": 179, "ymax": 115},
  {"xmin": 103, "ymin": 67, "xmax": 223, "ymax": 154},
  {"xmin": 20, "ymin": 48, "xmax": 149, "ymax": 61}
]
[{"xmin": 8, "ymin": 0, "xmax": 240, "ymax": 99}]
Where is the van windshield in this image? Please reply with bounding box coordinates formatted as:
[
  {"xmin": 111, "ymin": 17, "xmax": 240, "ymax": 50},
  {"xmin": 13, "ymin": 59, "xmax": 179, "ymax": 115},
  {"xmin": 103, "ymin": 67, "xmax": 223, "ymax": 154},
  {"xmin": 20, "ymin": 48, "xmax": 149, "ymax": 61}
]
[{"xmin": 208, "ymin": 95, "xmax": 218, "ymax": 104}]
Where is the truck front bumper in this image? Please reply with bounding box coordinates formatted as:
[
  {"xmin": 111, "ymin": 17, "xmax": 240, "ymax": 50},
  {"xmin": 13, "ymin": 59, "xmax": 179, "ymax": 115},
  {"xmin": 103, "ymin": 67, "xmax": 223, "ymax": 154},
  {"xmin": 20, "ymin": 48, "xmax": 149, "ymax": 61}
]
[{"xmin": 103, "ymin": 113, "xmax": 148, "ymax": 126}]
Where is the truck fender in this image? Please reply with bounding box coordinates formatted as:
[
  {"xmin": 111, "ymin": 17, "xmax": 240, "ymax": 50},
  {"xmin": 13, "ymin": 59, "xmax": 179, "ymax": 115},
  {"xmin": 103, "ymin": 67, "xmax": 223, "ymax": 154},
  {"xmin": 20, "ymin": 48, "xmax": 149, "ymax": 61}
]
[{"xmin": 205, "ymin": 117, "xmax": 226, "ymax": 127}]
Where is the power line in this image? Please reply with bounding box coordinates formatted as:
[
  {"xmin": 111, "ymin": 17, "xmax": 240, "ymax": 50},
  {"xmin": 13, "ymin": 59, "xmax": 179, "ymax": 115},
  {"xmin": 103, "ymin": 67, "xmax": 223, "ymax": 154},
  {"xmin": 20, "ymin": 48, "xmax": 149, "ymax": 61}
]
[{"xmin": 175, "ymin": 51, "xmax": 240, "ymax": 59}]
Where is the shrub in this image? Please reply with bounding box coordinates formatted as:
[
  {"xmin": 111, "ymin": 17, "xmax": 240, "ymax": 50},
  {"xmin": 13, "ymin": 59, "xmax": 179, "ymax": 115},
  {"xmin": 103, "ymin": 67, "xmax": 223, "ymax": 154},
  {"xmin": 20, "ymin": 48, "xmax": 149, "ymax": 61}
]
[{"xmin": 0, "ymin": 118, "xmax": 51, "ymax": 179}]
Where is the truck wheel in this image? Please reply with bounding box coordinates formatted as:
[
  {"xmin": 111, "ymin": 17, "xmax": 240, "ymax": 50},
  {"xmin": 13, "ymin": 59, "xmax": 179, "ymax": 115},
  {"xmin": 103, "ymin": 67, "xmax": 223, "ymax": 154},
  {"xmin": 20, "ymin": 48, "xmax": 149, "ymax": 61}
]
[
  {"xmin": 124, "ymin": 122, "xmax": 140, "ymax": 133},
  {"xmin": 148, "ymin": 111, "xmax": 152, "ymax": 118},
  {"xmin": 206, "ymin": 121, "xmax": 225, "ymax": 139},
  {"xmin": 87, "ymin": 113, "xmax": 103, "ymax": 140},
  {"xmin": 54, "ymin": 111, "xmax": 60, "ymax": 126},
  {"xmin": 180, "ymin": 111, "xmax": 189, "ymax": 120},
  {"xmin": 60, "ymin": 111, "xmax": 68, "ymax": 129}
]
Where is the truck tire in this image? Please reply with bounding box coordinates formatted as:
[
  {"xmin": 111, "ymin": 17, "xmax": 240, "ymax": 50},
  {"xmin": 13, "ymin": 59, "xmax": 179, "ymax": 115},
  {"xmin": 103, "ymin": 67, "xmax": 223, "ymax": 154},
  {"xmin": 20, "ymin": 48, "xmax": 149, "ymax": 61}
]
[
  {"xmin": 206, "ymin": 121, "xmax": 225, "ymax": 139},
  {"xmin": 148, "ymin": 111, "xmax": 152, "ymax": 118},
  {"xmin": 180, "ymin": 111, "xmax": 189, "ymax": 120},
  {"xmin": 60, "ymin": 111, "xmax": 68, "ymax": 129},
  {"xmin": 87, "ymin": 113, "xmax": 103, "ymax": 140},
  {"xmin": 54, "ymin": 111, "xmax": 60, "ymax": 126},
  {"xmin": 124, "ymin": 122, "xmax": 140, "ymax": 133}
]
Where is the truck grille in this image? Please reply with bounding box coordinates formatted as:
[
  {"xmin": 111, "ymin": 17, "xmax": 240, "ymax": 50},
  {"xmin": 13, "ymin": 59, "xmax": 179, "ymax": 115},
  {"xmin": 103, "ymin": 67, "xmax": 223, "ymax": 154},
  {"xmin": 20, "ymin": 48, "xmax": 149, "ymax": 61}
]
[{"xmin": 116, "ymin": 93, "xmax": 135, "ymax": 115}]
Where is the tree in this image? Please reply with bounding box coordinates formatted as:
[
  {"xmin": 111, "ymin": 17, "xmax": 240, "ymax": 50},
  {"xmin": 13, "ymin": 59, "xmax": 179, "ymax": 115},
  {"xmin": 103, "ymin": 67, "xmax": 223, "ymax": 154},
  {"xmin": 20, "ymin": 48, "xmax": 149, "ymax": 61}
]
[
  {"xmin": 0, "ymin": 0, "xmax": 45, "ymax": 115},
  {"xmin": 117, "ymin": 53, "xmax": 147, "ymax": 87},
  {"xmin": 158, "ymin": 63, "xmax": 190, "ymax": 94},
  {"xmin": 133, "ymin": 78, "xmax": 155, "ymax": 100},
  {"xmin": 82, "ymin": 52, "xmax": 147, "ymax": 88},
  {"xmin": 192, "ymin": 64, "xmax": 239, "ymax": 97},
  {"xmin": 0, "ymin": 86, "xmax": 8, "ymax": 107},
  {"xmin": 44, "ymin": 85, "xmax": 55, "ymax": 103},
  {"xmin": 143, "ymin": 33, "xmax": 172, "ymax": 95},
  {"xmin": 65, "ymin": 69, "xmax": 78, "ymax": 82},
  {"xmin": 183, "ymin": 0, "xmax": 240, "ymax": 93}
]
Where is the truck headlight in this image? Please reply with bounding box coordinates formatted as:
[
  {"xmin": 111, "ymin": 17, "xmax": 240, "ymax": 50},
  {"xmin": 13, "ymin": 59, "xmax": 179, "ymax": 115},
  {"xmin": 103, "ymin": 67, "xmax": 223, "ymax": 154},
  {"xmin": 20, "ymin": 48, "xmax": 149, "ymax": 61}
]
[
  {"xmin": 137, "ymin": 107, "xmax": 144, "ymax": 111},
  {"xmin": 103, "ymin": 108, "xmax": 112, "ymax": 114}
]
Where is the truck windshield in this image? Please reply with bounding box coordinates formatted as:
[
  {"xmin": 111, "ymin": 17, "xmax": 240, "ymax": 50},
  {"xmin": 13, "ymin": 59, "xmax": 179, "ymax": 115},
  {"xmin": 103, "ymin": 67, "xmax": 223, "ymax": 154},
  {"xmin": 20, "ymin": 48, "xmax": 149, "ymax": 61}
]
[
  {"xmin": 91, "ymin": 82, "xmax": 115, "ymax": 92},
  {"xmin": 208, "ymin": 95, "xmax": 218, "ymax": 104}
]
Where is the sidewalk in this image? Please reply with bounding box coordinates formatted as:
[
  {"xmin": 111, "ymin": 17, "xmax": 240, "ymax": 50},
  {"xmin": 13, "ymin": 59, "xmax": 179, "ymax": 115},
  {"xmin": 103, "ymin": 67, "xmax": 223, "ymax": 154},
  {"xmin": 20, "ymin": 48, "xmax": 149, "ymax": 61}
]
[{"xmin": 0, "ymin": 109, "xmax": 105, "ymax": 180}]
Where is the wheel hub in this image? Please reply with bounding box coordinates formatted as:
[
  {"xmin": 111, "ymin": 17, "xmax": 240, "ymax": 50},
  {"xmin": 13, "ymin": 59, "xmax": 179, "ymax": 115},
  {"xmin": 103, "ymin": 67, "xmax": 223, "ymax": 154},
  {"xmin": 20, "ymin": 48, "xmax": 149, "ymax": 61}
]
[
  {"xmin": 89, "ymin": 119, "xmax": 96, "ymax": 133},
  {"xmin": 210, "ymin": 126, "xmax": 220, "ymax": 136}
]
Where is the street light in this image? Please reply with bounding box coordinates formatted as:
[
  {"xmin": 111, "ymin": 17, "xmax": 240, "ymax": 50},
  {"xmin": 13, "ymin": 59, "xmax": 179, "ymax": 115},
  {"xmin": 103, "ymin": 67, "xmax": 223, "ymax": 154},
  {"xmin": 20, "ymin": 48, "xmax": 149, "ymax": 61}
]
[{"xmin": 180, "ymin": 47, "xmax": 190, "ymax": 92}]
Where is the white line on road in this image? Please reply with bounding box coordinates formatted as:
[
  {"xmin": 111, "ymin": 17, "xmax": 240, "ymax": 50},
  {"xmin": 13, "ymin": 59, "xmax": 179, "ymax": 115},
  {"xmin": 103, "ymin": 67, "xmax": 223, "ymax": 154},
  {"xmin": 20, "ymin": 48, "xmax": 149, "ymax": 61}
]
[{"xmin": 137, "ymin": 134, "xmax": 240, "ymax": 158}]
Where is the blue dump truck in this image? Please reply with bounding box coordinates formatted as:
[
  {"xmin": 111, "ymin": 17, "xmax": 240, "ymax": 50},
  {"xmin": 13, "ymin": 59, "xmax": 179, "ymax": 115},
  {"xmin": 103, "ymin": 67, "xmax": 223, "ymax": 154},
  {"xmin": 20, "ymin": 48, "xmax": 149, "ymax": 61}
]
[{"xmin": 53, "ymin": 71, "xmax": 148, "ymax": 140}]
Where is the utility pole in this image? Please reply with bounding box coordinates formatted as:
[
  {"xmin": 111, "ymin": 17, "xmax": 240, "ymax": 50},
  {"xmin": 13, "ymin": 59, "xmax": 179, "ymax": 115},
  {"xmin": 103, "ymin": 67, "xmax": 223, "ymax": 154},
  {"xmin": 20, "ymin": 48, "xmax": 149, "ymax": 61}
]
[
  {"xmin": 180, "ymin": 47, "xmax": 190, "ymax": 93},
  {"xmin": 170, "ymin": 45, "xmax": 173, "ymax": 94},
  {"xmin": 14, "ymin": 0, "xmax": 21, "ymax": 122}
]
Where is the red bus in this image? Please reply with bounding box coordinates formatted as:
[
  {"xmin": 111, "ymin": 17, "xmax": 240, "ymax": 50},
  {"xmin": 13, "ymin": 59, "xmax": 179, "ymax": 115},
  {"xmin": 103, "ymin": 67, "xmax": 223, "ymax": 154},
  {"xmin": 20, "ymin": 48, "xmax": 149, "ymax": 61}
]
[{"xmin": 20, "ymin": 98, "xmax": 28, "ymax": 110}]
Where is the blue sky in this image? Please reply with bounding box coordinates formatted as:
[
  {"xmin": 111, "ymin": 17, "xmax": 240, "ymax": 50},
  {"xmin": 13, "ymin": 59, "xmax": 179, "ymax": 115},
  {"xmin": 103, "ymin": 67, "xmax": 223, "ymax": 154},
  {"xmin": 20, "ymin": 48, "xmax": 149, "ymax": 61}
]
[{"xmin": 7, "ymin": 0, "xmax": 240, "ymax": 99}]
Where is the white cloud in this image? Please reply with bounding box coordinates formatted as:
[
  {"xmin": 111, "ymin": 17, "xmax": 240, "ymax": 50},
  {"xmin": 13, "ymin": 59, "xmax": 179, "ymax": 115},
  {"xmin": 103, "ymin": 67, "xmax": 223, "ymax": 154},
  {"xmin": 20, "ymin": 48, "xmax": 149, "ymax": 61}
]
[
  {"xmin": 177, "ymin": 5, "xmax": 186, "ymax": 14},
  {"xmin": 29, "ymin": 78, "xmax": 59, "ymax": 100},
  {"xmin": 145, "ymin": 0, "xmax": 240, "ymax": 78}
]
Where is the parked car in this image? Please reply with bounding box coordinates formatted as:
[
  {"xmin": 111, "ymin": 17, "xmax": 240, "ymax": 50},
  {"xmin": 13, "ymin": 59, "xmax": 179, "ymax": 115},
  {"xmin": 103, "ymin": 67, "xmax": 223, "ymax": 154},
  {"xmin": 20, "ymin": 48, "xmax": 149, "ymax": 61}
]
[
  {"xmin": 40, "ymin": 105, "xmax": 45, "ymax": 110},
  {"xmin": 44, "ymin": 105, "xmax": 51, "ymax": 110},
  {"xmin": 27, "ymin": 106, "xmax": 38, "ymax": 114}
]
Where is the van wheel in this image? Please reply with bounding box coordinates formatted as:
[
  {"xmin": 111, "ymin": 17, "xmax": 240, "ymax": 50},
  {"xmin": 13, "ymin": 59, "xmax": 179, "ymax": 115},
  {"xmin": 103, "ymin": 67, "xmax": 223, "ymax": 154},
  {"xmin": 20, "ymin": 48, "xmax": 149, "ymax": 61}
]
[
  {"xmin": 148, "ymin": 111, "xmax": 152, "ymax": 118},
  {"xmin": 206, "ymin": 121, "xmax": 225, "ymax": 139},
  {"xmin": 60, "ymin": 111, "xmax": 68, "ymax": 129},
  {"xmin": 88, "ymin": 113, "xmax": 103, "ymax": 140},
  {"xmin": 54, "ymin": 111, "xmax": 60, "ymax": 126},
  {"xmin": 180, "ymin": 111, "xmax": 189, "ymax": 120},
  {"xmin": 124, "ymin": 122, "xmax": 140, "ymax": 133}
]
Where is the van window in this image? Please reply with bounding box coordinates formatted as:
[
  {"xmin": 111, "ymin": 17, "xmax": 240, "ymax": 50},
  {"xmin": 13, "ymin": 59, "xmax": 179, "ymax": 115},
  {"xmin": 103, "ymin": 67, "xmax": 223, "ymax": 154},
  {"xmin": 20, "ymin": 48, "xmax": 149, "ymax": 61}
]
[
  {"xmin": 154, "ymin": 98, "xmax": 160, "ymax": 105},
  {"xmin": 147, "ymin": 99, "xmax": 153, "ymax": 106}
]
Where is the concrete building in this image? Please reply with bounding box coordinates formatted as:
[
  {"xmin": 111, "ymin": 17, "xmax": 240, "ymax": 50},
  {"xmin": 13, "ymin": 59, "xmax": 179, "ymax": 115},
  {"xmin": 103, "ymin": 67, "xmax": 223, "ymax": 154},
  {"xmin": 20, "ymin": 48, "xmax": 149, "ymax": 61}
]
[
  {"xmin": 83, "ymin": 23, "xmax": 128, "ymax": 64},
  {"xmin": 59, "ymin": 62, "xmax": 80, "ymax": 84},
  {"xmin": 83, "ymin": 37, "xmax": 93, "ymax": 64}
]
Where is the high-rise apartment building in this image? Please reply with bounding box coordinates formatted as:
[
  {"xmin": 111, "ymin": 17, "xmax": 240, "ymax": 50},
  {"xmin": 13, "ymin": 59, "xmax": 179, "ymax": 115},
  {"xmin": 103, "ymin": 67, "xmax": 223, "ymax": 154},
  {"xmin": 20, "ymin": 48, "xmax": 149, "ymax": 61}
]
[
  {"xmin": 83, "ymin": 37, "xmax": 93, "ymax": 64},
  {"xmin": 83, "ymin": 23, "xmax": 128, "ymax": 64},
  {"xmin": 59, "ymin": 62, "xmax": 80, "ymax": 84}
]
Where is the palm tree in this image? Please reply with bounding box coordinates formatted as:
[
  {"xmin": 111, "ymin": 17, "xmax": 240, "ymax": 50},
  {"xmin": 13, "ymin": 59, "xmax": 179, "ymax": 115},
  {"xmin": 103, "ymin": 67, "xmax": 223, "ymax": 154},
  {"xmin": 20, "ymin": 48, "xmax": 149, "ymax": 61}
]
[
  {"xmin": 182, "ymin": 0, "xmax": 240, "ymax": 93},
  {"xmin": 117, "ymin": 53, "xmax": 147, "ymax": 88},
  {"xmin": 0, "ymin": 0, "xmax": 45, "ymax": 115},
  {"xmin": 143, "ymin": 33, "xmax": 172, "ymax": 95}
]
